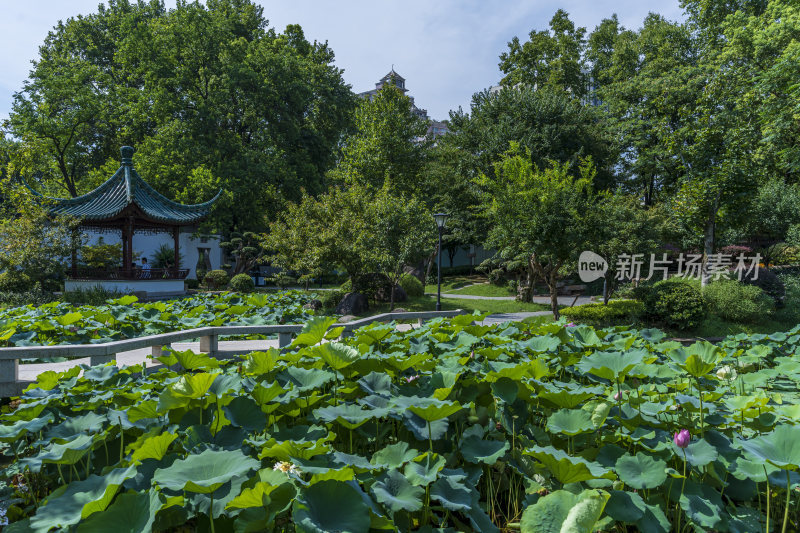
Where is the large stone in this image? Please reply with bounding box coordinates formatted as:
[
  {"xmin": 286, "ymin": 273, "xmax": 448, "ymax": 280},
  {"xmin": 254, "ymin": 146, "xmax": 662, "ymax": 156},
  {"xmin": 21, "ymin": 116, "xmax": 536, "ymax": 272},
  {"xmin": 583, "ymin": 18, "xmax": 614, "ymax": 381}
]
[
  {"xmin": 335, "ymin": 292, "xmax": 369, "ymax": 315},
  {"xmin": 391, "ymin": 285, "xmax": 408, "ymax": 303}
]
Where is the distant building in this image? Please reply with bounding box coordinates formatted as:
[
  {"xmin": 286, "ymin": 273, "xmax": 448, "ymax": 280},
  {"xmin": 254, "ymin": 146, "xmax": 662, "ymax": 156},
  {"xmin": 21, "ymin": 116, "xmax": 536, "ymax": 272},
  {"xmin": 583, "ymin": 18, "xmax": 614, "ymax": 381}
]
[{"xmin": 358, "ymin": 68, "xmax": 449, "ymax": 139}]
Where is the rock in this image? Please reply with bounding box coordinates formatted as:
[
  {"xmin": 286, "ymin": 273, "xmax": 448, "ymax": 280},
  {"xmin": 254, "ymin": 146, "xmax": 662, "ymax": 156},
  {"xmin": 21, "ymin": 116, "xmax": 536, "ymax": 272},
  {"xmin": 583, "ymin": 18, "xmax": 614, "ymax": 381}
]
[
  {"xmin": 303, "ymin": 299, "xmax": 323, "ymax": 311},
  {"xmin": 392, "ymin": 285, "xmax": 408, "ymax": 303},
  {"xmin": 338, "ymin": 314, "xmax": 357, "ymax": 323},
  {"xmin": 391, "ymin": 308, "xmax": 408, "ymax": 313},
  {"xmin": 335, "ymin": 292, "xmax": 369, "ymax": 315}
]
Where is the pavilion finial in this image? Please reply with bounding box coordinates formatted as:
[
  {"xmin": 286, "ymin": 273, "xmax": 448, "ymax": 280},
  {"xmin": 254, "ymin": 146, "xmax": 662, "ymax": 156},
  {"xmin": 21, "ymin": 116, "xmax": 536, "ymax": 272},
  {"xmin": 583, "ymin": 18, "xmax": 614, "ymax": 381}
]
[{"xmin": 120, "ymin": 146, "xmax": 135, "ymax": 166}]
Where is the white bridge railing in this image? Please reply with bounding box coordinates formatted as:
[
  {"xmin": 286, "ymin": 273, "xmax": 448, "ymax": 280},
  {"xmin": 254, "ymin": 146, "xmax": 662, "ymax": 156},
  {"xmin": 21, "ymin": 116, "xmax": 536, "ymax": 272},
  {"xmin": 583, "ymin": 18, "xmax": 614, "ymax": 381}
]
[{"xmin": 0, "ymin": 310, "xmax": 466, "ymax": 397}]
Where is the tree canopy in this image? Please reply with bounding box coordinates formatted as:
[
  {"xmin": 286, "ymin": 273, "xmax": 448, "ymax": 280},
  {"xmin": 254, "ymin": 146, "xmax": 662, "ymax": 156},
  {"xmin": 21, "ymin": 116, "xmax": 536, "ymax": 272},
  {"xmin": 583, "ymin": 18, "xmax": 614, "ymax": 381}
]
[{"xmin": 5, "ymin": 0, "xmax": 355, "ymax": 233}]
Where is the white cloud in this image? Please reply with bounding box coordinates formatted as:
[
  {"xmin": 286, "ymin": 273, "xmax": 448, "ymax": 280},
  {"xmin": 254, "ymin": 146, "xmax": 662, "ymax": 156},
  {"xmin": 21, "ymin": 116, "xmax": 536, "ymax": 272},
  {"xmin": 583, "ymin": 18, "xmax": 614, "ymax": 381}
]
[{"xmin": 0, "ymin": 0, "xmax": 684, "ymax": 123}]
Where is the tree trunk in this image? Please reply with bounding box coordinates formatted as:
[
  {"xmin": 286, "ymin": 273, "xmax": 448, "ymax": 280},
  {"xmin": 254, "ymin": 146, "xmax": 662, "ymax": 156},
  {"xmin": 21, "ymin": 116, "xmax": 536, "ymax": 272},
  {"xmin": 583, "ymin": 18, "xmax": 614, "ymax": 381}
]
[
  {"xmin": 603, "ymin": 276, "xmax": 610, "ymax": 305},
  {"xmin": 424, "ymin": 242, "xmax": 439, "ymax": 287},
  {"xmin": 701, "ymin": 206, "xmax": 717, "ymax": 287},
  {"xmin": 548, "ymin": 272, "xmax": 560, "ymax": 320}
]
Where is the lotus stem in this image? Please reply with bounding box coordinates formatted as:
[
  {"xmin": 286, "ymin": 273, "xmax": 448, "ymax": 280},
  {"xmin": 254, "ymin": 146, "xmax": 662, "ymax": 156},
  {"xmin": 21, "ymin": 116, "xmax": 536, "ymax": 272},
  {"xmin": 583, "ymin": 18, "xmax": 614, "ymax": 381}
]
[
  {"xmin": 765, "ymin": 465, "xmax": 771, "ymax": 533},
  {"xmin": 209, "ymin": 493, "xmax": 216, "ymax": 533},
  {"xmin": 782, "ymin": 469, "xmax": 791, "ymax": 533}
]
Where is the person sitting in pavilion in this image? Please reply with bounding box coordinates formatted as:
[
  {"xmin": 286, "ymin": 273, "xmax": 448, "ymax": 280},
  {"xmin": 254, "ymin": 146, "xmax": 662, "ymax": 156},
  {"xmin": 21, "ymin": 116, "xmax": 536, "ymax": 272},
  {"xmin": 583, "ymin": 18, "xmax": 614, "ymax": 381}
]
[{"xmin": 140, "ymin": 257, "xmax": 151, "ymax": 279}]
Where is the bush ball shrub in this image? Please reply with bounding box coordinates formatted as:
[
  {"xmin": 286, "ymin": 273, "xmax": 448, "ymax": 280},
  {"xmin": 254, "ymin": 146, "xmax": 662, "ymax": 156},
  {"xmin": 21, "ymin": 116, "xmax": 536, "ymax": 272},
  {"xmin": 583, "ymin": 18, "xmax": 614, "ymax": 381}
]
[
  {"xmin": 229, "ymin": 273, "xmax": 255, "ymax": 293},
  {"xmin": 638, "ymin": 278, "xmax": 706, "ymax": 330},
  {"xmin": 561, "ymin": 299, "xmax": 645, "ymax": 326},
  {"xmin": 203, "ymin": 269, "xmax": 230, "ymax": 291},
  {"xmin": 398, "ymin": 274, "xmax": 424, "ymax": 297},
  {"xmin": 703, "ymin": 280, "xmax": 772, "ymax": 323}
]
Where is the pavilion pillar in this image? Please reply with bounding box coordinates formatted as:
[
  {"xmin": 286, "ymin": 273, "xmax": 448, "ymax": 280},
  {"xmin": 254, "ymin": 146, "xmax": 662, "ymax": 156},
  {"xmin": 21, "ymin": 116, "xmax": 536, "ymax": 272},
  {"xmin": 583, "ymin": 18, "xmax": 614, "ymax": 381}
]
[
  {"xmin": 125, "ymin": 216, "xmax": 134, "ymax": 278},
  {"xmin": 70, "ymin": 228, "xmax": 79, "ymax": 278},
  {"xmin": 173, "ymin": 226, "xmax": 180, "ymax": 278},
  {"xmin": 121, "ymin": 225, "xmax": 128, "ymax": 277}
]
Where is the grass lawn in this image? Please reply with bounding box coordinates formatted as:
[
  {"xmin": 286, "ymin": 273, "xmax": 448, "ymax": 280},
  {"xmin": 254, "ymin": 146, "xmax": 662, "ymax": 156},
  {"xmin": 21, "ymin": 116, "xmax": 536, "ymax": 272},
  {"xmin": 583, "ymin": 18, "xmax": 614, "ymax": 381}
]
[
  {"xmin": 681, "ymin": 312, "xmax": 800, "ymax": 338},
  {"xmin": 356, "ymin": 295, "xmax": 551, "ymax": 317}
]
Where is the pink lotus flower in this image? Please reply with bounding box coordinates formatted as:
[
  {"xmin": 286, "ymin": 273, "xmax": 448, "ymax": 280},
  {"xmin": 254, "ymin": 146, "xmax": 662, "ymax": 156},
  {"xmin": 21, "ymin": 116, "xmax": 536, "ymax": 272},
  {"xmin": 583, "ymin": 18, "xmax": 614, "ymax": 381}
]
[
  {"xmin": 673, "ymin": 429, "xmax": 691, "ymax": 448},
  {"xmin": 614, "ymin": 391, "xmax": 622, "ymax": 401},
  {"xmin": 404, "ymin": 375, "xmax": 420, "ymax": 383},
  {"xmin": 566, "ymin": 322, "xmax": 576, "ymax": 327}
]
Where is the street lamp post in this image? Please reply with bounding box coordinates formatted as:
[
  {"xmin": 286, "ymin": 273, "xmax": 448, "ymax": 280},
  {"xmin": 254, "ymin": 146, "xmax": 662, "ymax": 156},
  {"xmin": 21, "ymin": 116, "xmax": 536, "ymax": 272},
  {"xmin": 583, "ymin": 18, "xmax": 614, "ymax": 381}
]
[{"xmin": 433, "ymin": 213, "xmax": 449, "ymax": 311}]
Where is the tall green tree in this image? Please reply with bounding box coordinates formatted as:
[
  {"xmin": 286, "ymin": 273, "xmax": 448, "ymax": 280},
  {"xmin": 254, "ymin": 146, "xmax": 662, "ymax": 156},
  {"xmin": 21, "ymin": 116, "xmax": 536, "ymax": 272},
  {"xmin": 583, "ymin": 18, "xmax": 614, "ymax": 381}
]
[
  {"xmin": 588, "ymin": 14, "xmax": 696, "ymax": 205},
  {"xmin": 478, "ymin": 144, "xmax": 598, "ymax": 319},
  {"xmin": 499, "ymin": 9, "xmax": 588, "ymax": 98},
  {"xmin": 5, "ymin": 0, "xmax": 355, "ymax": 233},
  {"xmin": 266, "ymin": 184, "xmax": 433, "ymax": 309},
  {"xmin": 329, "ymin": 83, "xmax": 429, "ymax": 195},
  {"xmin": 446, "ymin": 86, "xmax": 618, "ymax": 190}
]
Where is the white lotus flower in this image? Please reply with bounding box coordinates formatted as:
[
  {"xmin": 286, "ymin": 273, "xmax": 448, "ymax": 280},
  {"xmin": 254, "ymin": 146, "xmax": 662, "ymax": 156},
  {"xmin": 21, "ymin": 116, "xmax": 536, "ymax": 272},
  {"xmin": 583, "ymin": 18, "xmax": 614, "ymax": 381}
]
[{"xmin": 716, "ymin": 365, "xmax": 737, "ymax": 381}]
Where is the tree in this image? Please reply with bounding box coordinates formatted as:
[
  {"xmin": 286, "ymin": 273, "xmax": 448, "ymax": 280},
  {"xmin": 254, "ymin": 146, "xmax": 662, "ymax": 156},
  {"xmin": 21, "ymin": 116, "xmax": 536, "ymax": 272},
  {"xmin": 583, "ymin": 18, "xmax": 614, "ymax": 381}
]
[
  {"xmin": 424, "ymin": 141, "xmax": 485, "ymax": 268},
  {"xmin": 446, "ymin": 86, "xmax": 618, "ymax": 190},
  {"xmin": 593, "ymin": 194, "xmax": 668, "ymax": 303},
  {"xmin": 478, "ymin": 144, "xmax": 597, "ymax": 319},
  {"xmin": 0, "ymin": 184, "xmax": 79, "ymax": 292},
  {"xmin": 588, "ymin": 14, "xmax": 696, "ymax": 205},
  {"xmin": 499, "ymin": 9, "xmax": 588, "ymax": 98},
  {"xmin": 266, "ymin": 184, "xmax": 433, "ymax": 309},
  {"xmin": 5, "ymin": 0, "xmax": 355, "ymax": 233},
  {"xmin": 220, "ymin": 232, "xmax": 267, "ymax": 275},
  {"xmin": 329, "ymin": 83, "xmax": 430, "ymax": 196}
]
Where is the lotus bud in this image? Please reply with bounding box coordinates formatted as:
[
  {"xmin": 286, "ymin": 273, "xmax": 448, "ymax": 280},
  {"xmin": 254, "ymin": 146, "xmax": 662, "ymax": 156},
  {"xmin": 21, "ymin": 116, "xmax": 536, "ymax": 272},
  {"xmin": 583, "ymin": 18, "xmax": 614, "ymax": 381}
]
[
  {"xmin": 673, "ymin": 429, "xmax": 691, "ymax": 448},
  {"xmin": 614, "ymin": 391, "xmax": 622, "ymax": 401}
]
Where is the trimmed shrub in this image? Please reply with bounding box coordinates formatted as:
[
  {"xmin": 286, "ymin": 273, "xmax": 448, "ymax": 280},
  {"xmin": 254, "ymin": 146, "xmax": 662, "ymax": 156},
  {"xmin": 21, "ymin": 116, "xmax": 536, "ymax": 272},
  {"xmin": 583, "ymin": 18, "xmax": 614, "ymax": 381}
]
[
  {"xmin": 703, "ymin": 280, "xmax": 772, "ymax": 323},
  {"xmin": 203, "ymin": 269, "xmax": 230, "ymax": 291},
  {"xmin": 398, "ymin": 274, "xmax": 424, "ymax": 297},
  {"xmin": 637, "ymin": 278, "xmax": 706, "ymax": 330},
  {"xmin": 561, "ymin": 299, "xmax": 644, "ymax": 326},
  {"xmin": 320, "ymin": 289, "xmax": 345, "ymax": 310},
  {"xmin": 229, "ymin": 273, "xmax": 255, "ymax": 293}
]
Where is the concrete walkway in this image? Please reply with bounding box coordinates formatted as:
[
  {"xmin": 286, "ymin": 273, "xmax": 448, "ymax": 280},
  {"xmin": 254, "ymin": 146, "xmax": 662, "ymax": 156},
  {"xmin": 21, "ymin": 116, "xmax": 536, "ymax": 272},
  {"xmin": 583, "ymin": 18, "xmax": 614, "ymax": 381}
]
[
  {"xmin": 432, "ymin": 292, "xmax": 594, "ymax": 306},
  {"xmin": 17, "ymin": 312, "xmax": 557, "ymax": 382}
]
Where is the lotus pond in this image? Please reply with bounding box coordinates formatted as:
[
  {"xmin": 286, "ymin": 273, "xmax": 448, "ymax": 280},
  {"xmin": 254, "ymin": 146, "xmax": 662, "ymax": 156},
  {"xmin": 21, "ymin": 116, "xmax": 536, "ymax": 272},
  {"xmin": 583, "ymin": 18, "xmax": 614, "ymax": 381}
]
[
  {"xmin": 2, "ymin": 315, "xmax": 800, "ymax": 532},
  {"xmin": 0, "ymin": 291, "xmax": 316, "ymax": 347}
]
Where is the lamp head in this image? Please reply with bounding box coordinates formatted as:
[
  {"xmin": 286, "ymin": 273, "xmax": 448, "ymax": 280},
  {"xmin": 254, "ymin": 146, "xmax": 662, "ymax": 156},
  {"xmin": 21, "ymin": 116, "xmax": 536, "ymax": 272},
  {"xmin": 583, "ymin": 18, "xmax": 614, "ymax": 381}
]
[{"xmin": 433, "ymin": 213, "xmax": 449, "ymax": 229}]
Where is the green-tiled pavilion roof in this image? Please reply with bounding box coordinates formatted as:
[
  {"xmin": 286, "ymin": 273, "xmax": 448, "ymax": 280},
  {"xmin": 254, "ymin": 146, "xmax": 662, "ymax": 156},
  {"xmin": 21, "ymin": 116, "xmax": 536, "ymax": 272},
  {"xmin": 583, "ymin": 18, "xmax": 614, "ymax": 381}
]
[{"xmin": 39, "ymin": 146, "xmax": 220, "ymax": 225}]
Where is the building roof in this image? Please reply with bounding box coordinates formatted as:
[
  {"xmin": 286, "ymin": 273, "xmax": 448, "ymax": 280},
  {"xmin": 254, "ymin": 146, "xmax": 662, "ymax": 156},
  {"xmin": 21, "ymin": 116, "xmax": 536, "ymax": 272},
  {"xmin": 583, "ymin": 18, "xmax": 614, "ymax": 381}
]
[
  {"xmin": 380, "ymin": 68, "xmax": 405, "ymax": 82},
  {"xmin": 36, "ymin": 146, "xmax": 220, "ymax": 225}
]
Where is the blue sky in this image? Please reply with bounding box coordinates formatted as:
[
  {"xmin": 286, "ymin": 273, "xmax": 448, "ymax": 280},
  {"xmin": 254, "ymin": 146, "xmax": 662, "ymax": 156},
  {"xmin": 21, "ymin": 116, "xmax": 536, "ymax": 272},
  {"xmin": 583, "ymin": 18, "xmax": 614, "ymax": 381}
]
[{"xmin": 0, "ymin": 1, "xmax": 684, "ymax": 122}]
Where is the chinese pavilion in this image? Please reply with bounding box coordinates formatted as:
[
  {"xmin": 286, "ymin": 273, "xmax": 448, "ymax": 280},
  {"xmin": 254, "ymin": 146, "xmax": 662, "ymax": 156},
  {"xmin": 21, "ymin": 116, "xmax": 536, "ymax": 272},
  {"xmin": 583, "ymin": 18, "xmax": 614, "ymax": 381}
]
[{"xmin": 33, "ymin": 145, "xmax": 219, "ymax": 295}]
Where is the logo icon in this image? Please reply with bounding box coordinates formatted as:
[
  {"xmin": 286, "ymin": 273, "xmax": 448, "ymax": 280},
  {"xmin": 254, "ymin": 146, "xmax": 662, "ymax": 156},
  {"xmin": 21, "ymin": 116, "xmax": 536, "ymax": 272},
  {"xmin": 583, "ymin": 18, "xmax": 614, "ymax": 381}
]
[{"xmin": 578, "ymin": 251, "xmax": 608, "ymax": 283}]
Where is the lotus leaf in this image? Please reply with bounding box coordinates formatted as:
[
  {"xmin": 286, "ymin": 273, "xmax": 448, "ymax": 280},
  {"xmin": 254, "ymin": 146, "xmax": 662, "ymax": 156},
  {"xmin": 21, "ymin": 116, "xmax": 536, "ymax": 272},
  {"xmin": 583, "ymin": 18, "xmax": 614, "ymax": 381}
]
[
  {"xmin": 738, "ymin": 424, "xmax": 800, "ymax": 469},
  {"xmin": 520, "ymin": 489, "xmax": 609, "ymax": 533},
  {"xmin": 28, "ymin": 466, "xmax": 137, "ymax": 532},
  {"xmin": 525, "ymin": 446, "xmax": 614, "ymax": 484},
  {"xmin": 430, "ymin": 476, "xmax": 472, "ymax": 511},
  {"xmin": 153, "ymin": 448, "xmax": 259, "ymax": 494},
  {"xmin": 75, "ymin": 490, "xmax": 160, "ymax": 533},
  {"xmin": 460, "ymin": 434, "xmax": 510, "ymax": 464},
  {"xmin": 293, "ymin": 480, "xmax": 370, "ymax": 533},
  {"xmin": 577, "ymin": 350, "xmax": 645, "ymax": 382},
  {"xmin": 615, "ymin": 453, "xmax": 667, "ymax": 489},
  {"xmin": 371, "ymin": 469, "xmax": 425, "ymax": 514},
  {"xmin": 547, "ymin": 408, "xmax": 595, "ymax": 436}
]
